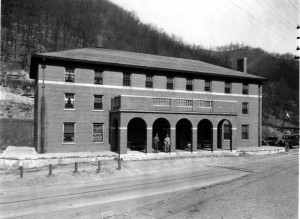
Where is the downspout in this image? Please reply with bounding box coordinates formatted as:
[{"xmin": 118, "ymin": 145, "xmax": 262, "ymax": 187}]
[
  {"xmin": 258, "ymin": 83, "xmax": 262, "ymax": 147},
  {"xmin": 41, "ymin": 59, "xmax": 46, "ymax": 153}
]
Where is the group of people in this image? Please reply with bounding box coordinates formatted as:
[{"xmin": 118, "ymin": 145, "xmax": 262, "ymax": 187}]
[{"xmin": 153, "ymin": 133, "xmax": 170, "ymax": 153}]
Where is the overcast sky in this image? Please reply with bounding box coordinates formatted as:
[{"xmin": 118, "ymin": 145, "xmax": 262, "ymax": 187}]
[{"xmin": 109, "ymin": 0, "xmax": 299, "ymax": 55}]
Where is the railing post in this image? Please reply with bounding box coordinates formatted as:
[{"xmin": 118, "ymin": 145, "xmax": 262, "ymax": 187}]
[
  {"xmin": 96, "ymin": 160, "xmax": 101, "ymax": 173},
  {"xmin": 74, "ymin": 162, "xmax": 78, "ymax": 173},
  {"xmin": 48, "ymin": 164, "xmax": 52, "ymax": 176},
  {"xmin": 19, "ymin": 166, "xmax": 23, "ymax": 178}
]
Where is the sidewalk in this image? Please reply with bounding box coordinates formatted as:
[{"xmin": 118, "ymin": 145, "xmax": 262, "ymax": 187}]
[{"xmin": 0, "ymin": 146, "xmax": 285, "ymax": 169}]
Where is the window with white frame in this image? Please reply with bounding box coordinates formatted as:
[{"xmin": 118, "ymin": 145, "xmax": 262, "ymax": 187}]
[
  {"xmin": 94, "ymin": 95, "xmax": 103, "ymax": 110},
  {"xmin": 242, "ymin": 125, "xmax": 249, "ymax": 140},
  {"xmin": 123, "ymin": 73, "xmax": 131, "ymax": 86},
  {"xmin": 205, "ymin": 80, "xmax": 211, "ymax": 92},
  {"xmin": 145, "ymin": 75, "xmax": 153, "ymax": 88},
  {"xmin": 242, "ymin": 102, "xmax": 249, "ymax": 114},
  {"xmin": 166, "ymin": 77, "xmax": 174, "ymax": 89},
  {"xmin": 94, "ymin": 70, "xmax": 103, "ymax": 84},
  {"xmin": 93, "ymin": 123, "xmax": 103, "ymax": 142},
  {"xmin": 65, "ymin": 68, "xmax": 75, "ymax": 82},
  {"xmin": 63, "ymin": 122, "xmax": 75, "ymax": 142},
  {"xmin": 243, "ymin": 83, "xmax": 249, "ymax": 95},
  {"xmin": 186, "ymin": 78, "xmax": 193, "ymax": 91},
  {"xmin": 65, "ymin": 93, "xmax": 75, "ymax": 109},
  {"xmin": 225, "ymin": 82, "xmax": 231, "ymax": 93}
]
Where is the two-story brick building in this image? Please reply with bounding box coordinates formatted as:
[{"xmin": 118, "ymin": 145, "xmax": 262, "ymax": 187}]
[{"xmin": 29, "ymin": 48, "xmax": 264, "ymax": 154}]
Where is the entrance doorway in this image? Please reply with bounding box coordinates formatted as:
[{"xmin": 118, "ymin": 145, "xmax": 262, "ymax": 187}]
[
  {"xmin": 217, "ymin": 120, "xmax": 232, "ymax": 150},
  {"xmin": 153, "ymin": 118, "xmax": 170, "ymax": 151},
  {"xmin": 111, "ymin": 119, "xmax": 119, "ymax": 152},
  {"xmin": 198, "ymin": 119, "xmax": 213, "ymax": 151},
  {"xmin": 127, "ymin": 118, "xmax": 147, "ymax": 152},
  {"xmin": 176, "ymin": 119, "xmax": 192, "ymax": 151}
]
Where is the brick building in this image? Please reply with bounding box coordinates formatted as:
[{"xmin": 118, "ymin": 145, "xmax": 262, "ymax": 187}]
[{"xmin": 29, "ymin": 48, "xmax": 264, "ymax": 154}]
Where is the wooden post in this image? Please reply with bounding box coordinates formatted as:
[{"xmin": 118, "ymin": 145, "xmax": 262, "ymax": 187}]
[
  {"xmin": 19, "ymin": 166, "xmax": 23, "ymax": 178},
  {"xmin": 74, "ymin": 162, "xmax": 78, "ymax": 173},
  {"xmin": 48, "ymin": 164, "xmax": 52, "ymax": 176},
  {"xmin": 96, "ymin": 161, "xmax": 101, "ymax": 173}
]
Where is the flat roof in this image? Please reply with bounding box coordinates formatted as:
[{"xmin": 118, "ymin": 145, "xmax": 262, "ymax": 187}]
[{"xmin": 30, "ymin": 48, "xmax": 264, "ymax": 81}]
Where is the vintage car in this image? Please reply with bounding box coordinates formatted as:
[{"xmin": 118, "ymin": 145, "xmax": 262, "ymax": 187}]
[
  {"xmin": 264, "ymin": 137, "xmax": 279, "ymax": 146},
  {"xmin": 279, "ymin": 134, "xmax": 299, "ymax": 148}
]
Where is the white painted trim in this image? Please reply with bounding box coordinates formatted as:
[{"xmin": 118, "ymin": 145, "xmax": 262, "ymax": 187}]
[
  {"xmin": 170, "ymin": 127, "xmax": 176, "ymax": 130},
  {"xmin": 119, "ymin": 127, "xmax": 127, "ymax": 129},
  {"xmin": 232, "ymin": 127, "xmax": 237, "ymax": 130},
  {"xmin": 147, "ymin": 127, "xmax": 153, "ymax": 129},
  {"xmin": 39, "ymin": 80, "xmax": 260, "ymax": 98}
]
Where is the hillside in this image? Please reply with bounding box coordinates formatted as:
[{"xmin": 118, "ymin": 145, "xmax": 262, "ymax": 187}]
[{"xmin": 1, "ymin": 0, "xmax": 299, "ymax": 127}]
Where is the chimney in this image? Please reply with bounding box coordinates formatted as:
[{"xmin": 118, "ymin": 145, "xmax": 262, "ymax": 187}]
[{"xmin": 237, "ymin": 57, "xmax": 247, "ymax": 73}]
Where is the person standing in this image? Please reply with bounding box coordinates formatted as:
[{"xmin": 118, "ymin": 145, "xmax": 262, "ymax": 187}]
[
  {"xmin": 153, "ymin": 133, "xmax": 159, "ymax": 153},
  {"xmin": 164, "ymin": 134, "xmax": 170, "ymax": 153}
]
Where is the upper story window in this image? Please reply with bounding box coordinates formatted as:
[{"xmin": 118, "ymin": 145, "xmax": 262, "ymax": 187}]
[
  {"xmin": 123, "ymin": 73, "xmax": 131, "ymax": 86},
  {"xmin": 146, "ymin": 75, "xmax": 153, "ymax": 88},
  {"xmin": 65, "ymin": 68, "xmax": 75, "ymax": 82},
  {"xmin": 186, "ymin": 78, "xmax": 193, "ymax": 91},
  {"xmin": 225, "ymin": 82, "xmax": 231, "ymax": 93},
  {"xmin": 242, "ymin": 125, "xmax": 249, "ymax": 140},
  {"xmin": 205, "ymin": 80, "xmax": 211, "ymax": 92},
  {"xmin": 63, "ymin": 122, "xmax": 75, "ymax": 142},
  {"xmin": 93, "ymin": 123, "xmax": 103, "ymax": 142},
  {"xmin": 65, "ymin": 93, "xmax": 75, "ymax": 109},
  {"xmin": 94, "ymin": 70, "xmax": 103, "ymax": 85},
  {"xmin": 224, "ymin": 124, "xmax": 231, "ymax": 140},
  {"xmin": 94, "ymin": 95, "xmax": 103, "ymax": 110},
  {"xmin": 167, "ymin": 77, "xmax": 174, "ymax": 90},
  {"xmin": 242, "ymin": 102, "xmax": 249, "ymax": 114},
  {"xmin": 243, "ymin": 83, "xmax": 249, "ymax": 95}
]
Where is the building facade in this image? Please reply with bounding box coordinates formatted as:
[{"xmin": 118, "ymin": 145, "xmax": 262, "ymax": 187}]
[{"xmin": 29, "ymin": 48, "xmax": 264, "ymax": 154}]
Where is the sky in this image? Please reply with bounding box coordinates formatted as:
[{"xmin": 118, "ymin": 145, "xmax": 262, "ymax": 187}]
[{"xmin": 109, "ymin": 0, "xmax": 299, "ymax": 55}]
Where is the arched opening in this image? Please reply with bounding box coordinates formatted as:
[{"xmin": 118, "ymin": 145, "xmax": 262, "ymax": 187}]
[
  {"xmin": 127, "ymin": 118, "xmax": 147, "ymax": 152},
  {"xmin": 153, "ymin": 118, "xmax": 171, "ymax": 152},
  {"xmin": 197, "ymin": 119, "xmax": 213, "ymax": 151},
  {"xmin": 176, "ymin": 119, "xmax": 192, "ymax": 151},
  {"xmin": 217, "ymin": 120, "xmax": 232, "ymax": 150},
  {"xmin": 111, "ymin": 119, "xmax": 119, "ymax": 152}
]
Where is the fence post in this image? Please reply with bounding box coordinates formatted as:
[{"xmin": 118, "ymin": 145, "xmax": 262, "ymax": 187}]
[
  {"xmin": 74, "ymin": 162, "xmax": 78, "ymax": 173},
  {"xmin": 18, "ymin": 161, "xmax": 23, "ymax": 179},
  {"xmin": 96, "ymin": 161, "xmax": 101, "ymax": 173},
  {"xmin": 48, "ymin": 164, "xmax": 52, "ymax": 176}
]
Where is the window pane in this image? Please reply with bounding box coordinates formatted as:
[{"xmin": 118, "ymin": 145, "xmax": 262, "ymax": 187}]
[
  {"xmin": 243, "ymin": 83, "xmax": 249, "ymax": 95},
  {"xmin": 225, "ymin": 82, "xmax": 231, "ymax": 93},
  {"xmin": 167, "ymin": 77, "xmax": 173, "ymax": 89},
  {"xmin": 224, "ymin": 124, "xmax": 231, "ymax": 140},
  {"xmin": 205, "ymin": 80, "xmax": 211, "ymax": 92},
  {"xmin": 65, "ymin": 68, "xmax": 75, "ymax": 82},
  {"xmin": 65, "ymin": 93, "xmax": 75, "ymax": 108},
  {"xmin": 93, "ymin": 123, "xmax": 103, "ymax": 142},
  {"xmin": 95, "ymin": 71, "xmax": 103, "ymax": 84},
  {"xmin": 94, "ymin": 95, "xmax": 103, "ymax": 110},
  {"xmin": 186, "ymin": 79, "xmax": 193, "ymax": 91},
  {"xmin": 242, "ymin": 103, "xmax": 248, "ymax": 114},
  {"xmin": 146, "ymin": 75, "xmax": 153, "ymax": 88},
  {"xmin": 242, "ymin": 125, "xmax": 249, "ymax": 139},
  {"xmin": 64, "ymin": 123, "xmax": 75, "ymax": 142},
  {"xmin": 123, "ymin": 73, "xmax": 131, "ymax": 86}
]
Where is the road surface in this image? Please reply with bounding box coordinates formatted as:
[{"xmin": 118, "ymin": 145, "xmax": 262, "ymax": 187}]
[{"xmin": 0, "ymin": 150, "xmax": 298, "ymax": 218}]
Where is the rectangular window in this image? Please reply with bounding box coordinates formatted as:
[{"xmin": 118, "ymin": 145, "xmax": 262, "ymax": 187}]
[
  {"xmin": 205, "ymin": 80, "xmax": 211, "ymax": 92},
  {"xmin": 145, "ymin": 75, "xmax": 153, "ymax": 88},
  {"xmin": 65, "ymin": 93, "xmax": 75, "ymax": 109},
  {"xmin": 94, "ymin": 70, "xmax": 103, "ymax": 84},
  {"xmin": 123, "ymin": 73, "xmax": 131, "ymax": 86},
  {"xmin": 186, "ymin": 78, "xmax": 193, "ymax": 91},
  {"xmin": 224, "ymin": 124, "xmax": 231, "ymax": 140},
  {"xmin": 167, "ymin": 77, "xmax": 174, "ymax": 89},
  {"xmin": 93, "ymin": 123, "xmax": 103, "ymax": 142},
  {"xmin": 243, "ymin": 83, "xmax": 249, "ymax": 95},
  {"xmin": 242, "ymin": 125, "xmax": 249, "ymax": 140},
  {"xmin": 94, "ymin": 95, "xmax": 103, "ymax": 110},
  {"xmin": 242, "ymin": 102, "xmax": 249, "ymax": 114},
  {"xmin": 225, "ymin": 82, "xmax": 231, "ymax": 93},
  {"xmin": 63, "ymin": 122, "xmax": 75, "ymax": 142},
  {"xmin": 65, "ymin": 68, "xmax": 75, "ymax": 82}
]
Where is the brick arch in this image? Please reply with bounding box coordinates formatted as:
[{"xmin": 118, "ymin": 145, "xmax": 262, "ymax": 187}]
[
  {"xmin": 176, "ymin": 118, "xmax": 193, "ymax": 150},
  {"xmin": 217, "ymin": 119, "xmax": 233, "ymax": 151},
  {"xmin": 197, "ymin": 119, "xmax": 213, "ymax": 151},
  {"xmin": 127, "ymin": 117, "xmax": 147, "ymax": 152},
  {"xmin": 152, "ymin": 118, "xmax": 171, "ymax": 151}
]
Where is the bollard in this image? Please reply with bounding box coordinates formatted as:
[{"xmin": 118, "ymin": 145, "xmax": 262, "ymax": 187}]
[
  {"xmin": 96, "ymin": 161, "xmax": 101, "ymax": 173},
  {"xmin": 19, "ymin": 166, "xmax": 23, "ymax": 179},
  {"xmin": 48, "ymin": 164, "xmax": 53, "ymax": 176},
  {"xmin": 74, "ymin": 162, "xmax": 79, "ymax": 173}
]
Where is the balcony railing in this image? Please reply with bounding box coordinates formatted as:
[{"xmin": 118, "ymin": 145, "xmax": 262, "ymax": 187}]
[{"xmin": 112, "ymin": 95, "xmax": 236, "ymax": 114}]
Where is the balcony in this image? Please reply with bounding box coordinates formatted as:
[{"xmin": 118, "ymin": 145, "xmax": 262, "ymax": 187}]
[{"xmin": 112, "ymin": 95, "xmax": 237, "ymax": 114}]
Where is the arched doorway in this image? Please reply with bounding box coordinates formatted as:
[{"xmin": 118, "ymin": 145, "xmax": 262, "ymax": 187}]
[
  {"xmin": 127, "ymin": 118, "xmax": 147, "ymax": 152},
  {"xmin": 217, "ymin": 120, "xmax": 232, "ymax": 150},
  {"xmin": 176, "ymin": 119, "xmax": 192, "ymax": 151},
  {"xmin": 111, "ymin": 119, "xmax": 119, "ymax": 152},
  {"xmin": 197, "ymin": 119, "xmax": 213, "ymax": 151},
  {"xmin": 153, "ymin": 118, "xmax": 170, "ymax": 152}
]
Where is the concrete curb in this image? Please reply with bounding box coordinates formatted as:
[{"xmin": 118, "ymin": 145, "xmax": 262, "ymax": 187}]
[{"xmin": 0, "ymin": 146, "xmax": 285, "ymax": 170}]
